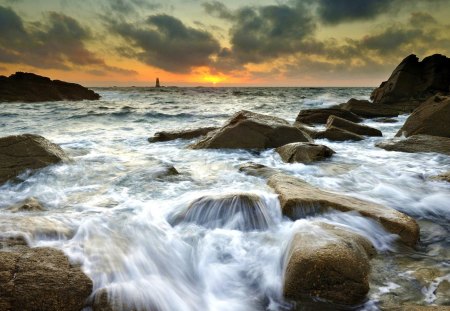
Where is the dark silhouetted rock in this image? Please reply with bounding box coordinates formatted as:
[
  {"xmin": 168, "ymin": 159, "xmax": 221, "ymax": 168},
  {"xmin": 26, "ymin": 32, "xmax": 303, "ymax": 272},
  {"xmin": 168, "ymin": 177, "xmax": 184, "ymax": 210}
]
[
  {"xmin": 396, "ymin": 95, "xmax": 450, "ymax": 138},
  {"xmin": 7, "ymin": 197, "xmax": 46, "ymax": 212},
  {"xmin": 339, "ymin": 98, "xmax": 400, "ymax": 118},
  {"xmin": 0, "ymin": 72, "xmax": 100, "ymax": 102},
  {"xmin": 267, "ymin": 173, "xmax": 419, "ymax": 246},
  {"xmin": 371, "ymin": 54, "xmax": 450, "ymax": 106},
  {"xmin": 0, "ymin": 134, "xmax": 69, "ymax": 185},
  {"xmin": 284, "ymin": 222, "xmax": 375, "ymax": 306},
  {"xmin": 191, "ymin": 110, "xmax": 312, "ymax": 149},
  {"xmin": 149, "ymin": 127, "xmax": 219, "ymax": 142},
  {"xmin": 295, "ymin": 108, "xmax": 362, "ymax": 125},
  {"xmin": 0, "ymin": 239, "xmax": 92, "ymax": 311},
  {"xmin": 327, "ymin": 115, "xmax": 382, "ymax": 137},
  {"xmin": 376, "ymin": 135, "xmax": 450, "ymax": 155},
  {"xmin": 276, "ymin": 142, "xmax": 335, "ymax": 163},
  {"xmin": 314, "ymin": 126, "xmax": 364, "ymax": 141}
]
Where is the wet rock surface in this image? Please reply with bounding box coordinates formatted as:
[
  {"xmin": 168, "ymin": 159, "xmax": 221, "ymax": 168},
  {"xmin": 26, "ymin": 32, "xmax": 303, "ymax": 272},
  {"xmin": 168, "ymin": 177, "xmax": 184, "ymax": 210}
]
[
  {"xmin": 148, "ymin": 127, "xmax": 219, "ymax": 142},
  {"xmin": 295, "ymin": 107, "xmax": 362, "ymax": 125},
  {"xmin": 314, "ymin": 126, "xmax": 364, "ymax": 141},
  {"xmin": 6, "ymin": 197, "xmax": 46, "ymax": 213},
  {"xmin": 339, "ymin": 98, "xmax": 400, "ymax": 118},
  {"xmin": 376, "ymin": 135, "xmax": 450, "ymax": 155},
  {"xmin": 326, "ymin": 115, "xmax": 382, "ymax": 137},
  {"xmin": 276, "ymin": 142, "xmax": 335, "ymax": 164}
]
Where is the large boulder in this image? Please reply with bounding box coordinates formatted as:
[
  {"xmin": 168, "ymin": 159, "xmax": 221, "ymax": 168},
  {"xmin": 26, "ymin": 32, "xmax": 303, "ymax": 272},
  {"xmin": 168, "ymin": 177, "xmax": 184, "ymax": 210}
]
[
  {"xmin": 276, "ymin": 142, "xmax": 335, "ymax": 163},
  {"xmin": 190, "ymin": 110, "xmax": 312, "ymax": 149},
  {"xmin": 267, "ymin": 173, "xmax": 419, "ymax": 246},
  {"xmin": 295, "ymin": 108, "xmax": 362, "ymax": 125},
  {"xmin": 327, "ymin": 115, "xmax": 382, "ymax": 137},
  {"xmin": 148, "ymin": 127, "xmax": 219, "ymax": 142},
  {"xmin": 396, "ymin": 95, "xmax": 450, "ymax": 138},
  {"xmin": 284, "ymin": 222, "xmax": 376, "ymax": 306},
  {"xmin": 0, "ymin": 134, "xmax": 69, "ymax": 185},
  {"xmin": 0, "ymin": 72, "xmax": 100, "ymax": 102},
  {"xmin": 0, "ymin": 238, "xmax": 92, "ymax": 311},
  {"xmin": 371, "ymin": 54, "xmax": 450, "ymax": 106},
  {"xmin": 314, "ymin": 126, "xmax": 364, "ymax": 141},
  {"xmin": 376, "ymin": 135, "xmax": 450, "ymax": 155},
  {"xmin": 339, "ymin": 98, "xmax": 400, "ymax": 118}
]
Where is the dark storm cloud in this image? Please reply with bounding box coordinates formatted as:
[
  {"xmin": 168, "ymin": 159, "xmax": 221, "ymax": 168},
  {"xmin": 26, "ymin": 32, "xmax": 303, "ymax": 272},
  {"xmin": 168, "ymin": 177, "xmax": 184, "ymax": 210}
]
[
  {"xmin": 0, "ymin": 6, "xmax": 136, "ymax": 75},
  {"xmin": 202, "ymin": 1, "xmax": 234, "ymax": 20},
  {"xmin": 110, "ymin": 14, "xmax": 221, "ymax": 73}
]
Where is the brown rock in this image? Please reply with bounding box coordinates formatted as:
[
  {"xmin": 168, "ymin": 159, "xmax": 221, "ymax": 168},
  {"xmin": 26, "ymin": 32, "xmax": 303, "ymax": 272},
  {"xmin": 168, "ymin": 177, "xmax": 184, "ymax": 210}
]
[
  {"xmin": 371, "ymin": 54, "xmax": 450, "ymax": 106},
  {"xmin": 375, "ymin": 117, "xmax": 398, "ymax": 123},
  {"xmin": 7, "ymin": 197, "xmax": 46, "ymax": 212},
  {"xmin": 431, "ymin": 171, "xmax": 450, "ymax": 183},
  {"xmin": 0, "ymin": 134, "xmax": 69, "ymax": 185},
  {"xmin": 148, "ymin": 127, "xmax": 219, "ymax": 142},
  {"xmin": 385, "ymin": 306, "xmax": 450, "ymax": 311},
  {"xmin": 396, "ymin": 95, "xmax": 450, "ymax": 138},
  {"xmin": 238, "ymin": 162, "xmax": 278, "ymax": 178},
  {"xmin": 314, "ymin": 126, "xmax": 364, "ymax": 141},
  {"xmin": 0, "ymin": 72, "xmax": 100, "ymax": 102},
  {"xmin": 267, "ymin": 173, "xmax": 419, "ymax": 246},
  {"xmin": 276, "ymin": 142, "xmax": 335, "ymax": 163},
  {"xmin": 339, "ymin": 98, "xmax": 400, "ymax": 118},
  {"xmin": 295, "ymin": 108, "xmax": 362, "ymax": 125},
  {"xmin": 0, "ymin": 239, "xmax": 92, "ymax": 311},
  {"xmin": 284, "ymin": 222, "xmax": 375, "ymax": 306},
  {"xmin": 376, "ymin": 135, "xmax": 450, "ymax": 155},
  {"xmin": 327, "ymin": 115, "xmax": 382, "ymax": 137},
  {"xmin": 191, "ymin": 110, "xmax": 312, "ymax": 149}
]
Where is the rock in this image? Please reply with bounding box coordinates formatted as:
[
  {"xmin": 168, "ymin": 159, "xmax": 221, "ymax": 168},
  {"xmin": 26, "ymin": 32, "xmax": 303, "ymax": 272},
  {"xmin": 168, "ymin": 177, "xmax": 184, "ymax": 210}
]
[
  {"xmin": 0, "ymin": 216, "xmax": 74, "ymax": 239},
  {"xmin": 326, "ymin": 115, "xmax": 382, "ymax": 137},
  {"xmin": 284, "ymin": 222, "xmax": 375, "ymax": 306},
  {"xmin": 267, "ymin": 173, "xmax": 419, "ymax": 246},
  {"xmin": 339, "ymin": 98, "xmax": 400, "ymax": 118},
  {"xmin": 376, "ymin": 135, "xmax": 450, "ymax": 155},
  {"xmin": 148, "ymin": 127, "xmax": 219, "ymax": 142},
  {"xmin": 385, "ymin": 306, "xmax": 450, "ymax": 311},
  {"xmin": 396, "ymin": 95, "xmax": 450, "ymax": 138},
  {"xmin": 375, "ymin": 117, "xmax": 398, "ymax": 123},
  {"xmin": 295, "ymin": 108, "xmax": 362, "ymax": 125},
  {"xmin": 7, "ymin": 197, "xmax": 46, "ymax": 212},
  {"xmin": 314, "ymin": 126, "xmax": 364, "ymax": 141},
  {"xmin": 371, "ymin": 54, "xmax": 450, "ymax": 106},
  {"xmin": 238, "ymin": 162, "xmax": 279, "ymax": 178},
  {"xmin": 190, "ymin": 110, "xmax": 312, "ymax": 149},
  {"xmin": 431, "ymin": 171, "xmax": 450, "ymax": 183},
  {"xmin": 169, "ymin": 193, "xmax": 274, "ymax": 231},
  {"xmin": 0, "ymin": 134, "xmax": 69, "ymax": 185},
  {"xmin": 0, "ymin": 238, "xmax": 92, "ymax": 311},
  {"xmin": 276, "ymin": 142, "xmax": 335, "ymax": 163},
  {"xmin": 0, "ymin": 72, "xmax": 100, "ymax": 102}
]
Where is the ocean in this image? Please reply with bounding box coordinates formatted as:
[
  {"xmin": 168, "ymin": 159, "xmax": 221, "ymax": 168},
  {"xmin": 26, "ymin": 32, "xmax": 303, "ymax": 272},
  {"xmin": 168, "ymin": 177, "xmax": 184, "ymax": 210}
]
[{"xmin": 1, "ymin": 87, "xmax": 449, "ymax": 310}]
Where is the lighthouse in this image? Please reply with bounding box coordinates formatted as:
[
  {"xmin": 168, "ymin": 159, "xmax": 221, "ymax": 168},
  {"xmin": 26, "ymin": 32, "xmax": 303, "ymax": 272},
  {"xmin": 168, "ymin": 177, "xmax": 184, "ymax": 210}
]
[{"xmin": 155, "ymin": 78, "xmax": 160, "ymax": 88}]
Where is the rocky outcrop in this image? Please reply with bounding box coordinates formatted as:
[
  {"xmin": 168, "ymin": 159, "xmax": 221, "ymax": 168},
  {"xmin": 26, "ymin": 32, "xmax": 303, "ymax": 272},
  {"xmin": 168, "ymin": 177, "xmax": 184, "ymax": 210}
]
[
  {"xmin": 314, "ymin": 126, "xmax": 364, "ymax": 141},
  {"xmin": 148, "ymin": 127, "xmax": 219, "ymax": 142},
  {"xmin": 284, "ymin": 222, "xmax": 376, "ymax": 306},
  {"xmin": 339, "ymin": 98, "xmax": 400, "ymax": 118},
  {"xmin": 276, "ymin": 142, "xmax": 335, "ymax": 163},
  {"xmin": 0, "ymin": 72, "xmax": 100, "ymax": 102},
  {"xmin": 327, "ymin": 115, "xmax": 382, "ymax": 137},
  {"xmin": 396, "ymin": 95, "xmax": 450, "ymax": 138},
  {"xmin": 267, "ymin": 173, "xmax": 419, "ymax": 246},
  {"xmin": 376, "ymin": 135, "xmax": 450, "ymax": 155},
  {"xmin": 0, "ymin": 134, "xmax": 69, "ymax": 185},
  {"xmin": 190, "ymin": 110, "xmax": 312, "ymax": 149},
  {"xmin": 295, "ymin": 108, "xmax": 362, "ymax": 125},
  {"xmin": 0, "ymin": 238, "xmax": 92, "ymax": 311},
  {"xmin": 238, "ymin": 162, "xmax": 279, "ymax": 178},
  {"xmin": 371, "ymin": 54, "xmax": 450, "ymax": 106},
  {"xmin": 7, "ymin": 197, "xmax": 46, "ymax": 212}
]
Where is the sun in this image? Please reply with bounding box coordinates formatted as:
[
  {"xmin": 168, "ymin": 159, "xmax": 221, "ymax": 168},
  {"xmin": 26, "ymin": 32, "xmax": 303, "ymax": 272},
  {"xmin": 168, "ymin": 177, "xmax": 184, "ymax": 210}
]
[{"xmin": 202, "ymin": 74, "xmax": 226, "ymax": 85}]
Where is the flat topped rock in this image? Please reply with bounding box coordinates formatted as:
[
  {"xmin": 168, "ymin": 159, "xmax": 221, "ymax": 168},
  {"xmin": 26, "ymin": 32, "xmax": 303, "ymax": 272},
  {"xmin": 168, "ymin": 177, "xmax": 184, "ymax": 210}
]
[
  {"xmin": 314, "ymin": 126, "xmax": 364, "ymax": 141},
  {"xmin": 339, "ymin": 98, "xmax": 400, "ymax": 118},
  {"xmin": 276, "ymin": 142, "xmax": 335, "ymax": 163},
  {"xmin": 0, "ymin": 134, "xmax": 69, "ymax": 185},
  {"xmin": 267, "ymin": 173, "xmax": 419, "ymax": 246},
  {"xmin": 295, "ymin": 108, "xmax": 362, "ymax": 125},
  {"xmin": 190, "ymin": 110, "xmax": 312, "ymax": 149},
  {"xmin": 148, "ymin": 126, "xmax": 219, "ymax": 142},
  {"xmin": 327, "ymin": 115, "xmax": 382, "ymax": 137},
  {"xmin": 0, "ymin": 72, "xmax": 100, "ymax": 102},
  {"xmin": 376, "ymin": 135, "xmax": 450, "ymax": 155}
]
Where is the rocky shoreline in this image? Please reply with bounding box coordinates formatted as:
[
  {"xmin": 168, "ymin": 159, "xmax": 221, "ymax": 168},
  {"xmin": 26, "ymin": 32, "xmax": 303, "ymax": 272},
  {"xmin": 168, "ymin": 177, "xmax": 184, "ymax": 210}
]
[{"xmin": 1, "ymin": 54, "xmax": 450, "ymax": 310}]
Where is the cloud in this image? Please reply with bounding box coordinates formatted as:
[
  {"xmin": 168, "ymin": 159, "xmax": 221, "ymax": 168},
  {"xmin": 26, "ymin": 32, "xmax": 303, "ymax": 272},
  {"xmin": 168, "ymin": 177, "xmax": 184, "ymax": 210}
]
[
  {"xmin": 0, "ymin": 6, "xmax": 136, "ymax": 75},
  {"xmin": 110, "ymin": 14, "xmax": 221, "ymax": 73},
  {"xmin": 202, "ymin": 1, "xmax": 234, "ymax": 20}
]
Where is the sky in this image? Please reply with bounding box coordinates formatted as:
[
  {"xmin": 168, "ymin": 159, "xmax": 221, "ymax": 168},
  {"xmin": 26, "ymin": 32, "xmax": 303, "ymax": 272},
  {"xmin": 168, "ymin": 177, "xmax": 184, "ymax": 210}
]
[{"xmin": 0, "ymin": 0, "xmax": 449, "ymax": 87}]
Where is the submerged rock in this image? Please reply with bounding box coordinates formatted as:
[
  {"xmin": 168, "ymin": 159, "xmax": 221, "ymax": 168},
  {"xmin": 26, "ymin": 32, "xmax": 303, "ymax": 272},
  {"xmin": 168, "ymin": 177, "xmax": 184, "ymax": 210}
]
[
  {"xmin": 376, "ymin": 135, "xmax": 450, "ymax": 155},
  {"xmin": 169, "ymin": 193, "xmax": 274, "ymax": 231},
  {"xmin": 0, "ymin": 72, "xmax": 100, "ymax": 102},
  {"xmin": 276, "ymin": 142, "xmax": 335, "ymax": 163},
  {"xmin": 339, "ymin": 98, "xmax": 400, "ymax": 118},
  {"xmin": 238, "ymin": 162, "xmax": 279, "ymax": 178},
  {"xmin": 314, "ymin": 126, "xmax": 364, "ymax": 141},
  {"xmin": 295, "ymin": 108, "xmax": 362, "ymax": 125},
  {"xmin": 0, "ymin": 239, "xmax": 92, "ymax": 311},
  {"xmin": 431, "ymin": 171, "xmax": 450, "ymax": 183},
  {"xmin": 148, "ymin": 127, "xmax": 219, "ymax": 142},
  {"xmin": 0, "ymin": 134, "xmax": 69, "ymax": 185},
  {"xmin": 396, "ymin": 95, "xmax": 450, "ymax": 138},
  {"xmin": 326, "ymin": 115, "xmax": 382, "ymax": 137},
  {"xmin": 190, "ymin": 110, "xmax": 312, "ymax": 149},
  {"xmin": 6, "ymin": 197, "xmax": 46, "ymax": 212},
  {"xmin": 284, "ymin": 222, "xmax": 376, "ymax": 306},
  {"xmin": 267, "ymin": 173, "xmax": 419, "ymax": 246},
  {"xmin": 371, "ymin": 54, "xmax": 450, "ymax": 106}
]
